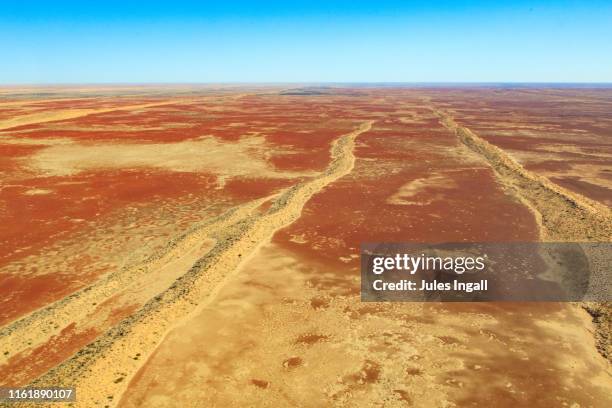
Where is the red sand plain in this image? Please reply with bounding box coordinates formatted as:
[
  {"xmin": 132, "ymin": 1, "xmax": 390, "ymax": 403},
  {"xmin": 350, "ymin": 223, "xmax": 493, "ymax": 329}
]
[{"xmin": 0, "ymin": 87, "xmax": 610, "ymax": 407}]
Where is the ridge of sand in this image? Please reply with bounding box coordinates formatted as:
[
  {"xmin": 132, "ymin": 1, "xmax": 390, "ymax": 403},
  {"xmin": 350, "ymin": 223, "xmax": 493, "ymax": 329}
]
[
  {"xmin": 15, "ymin": 120, "xmax": 373, "ymax": 407},
  {"xmin": 430, "ymin": 106, "xmax": 612, "ymax": 241},
  {"xmin": 0, "ymin": 100, "xmax": 189, "ymax": 131},
  {"xmin": 430, "ymin": 105, "xmax": 612, "ymax": 360},
  {"xmin": 0, "ymin": 196, "xmax": 272, "ymax": 366}
]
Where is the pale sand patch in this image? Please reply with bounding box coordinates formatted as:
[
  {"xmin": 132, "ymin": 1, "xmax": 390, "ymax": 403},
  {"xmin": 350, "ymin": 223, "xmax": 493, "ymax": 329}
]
[
  {"xmin": 26, "ymin": 136, "xmax": 314, "ymax": 179},
  {"xmin": 121, "ymin": 242, "xmax": 612, "ymax": 408},
  {"xmin": 387, "ymin": 173, "xmax": 457, "ymax": 206},
  {"xmin": 289, "ymin": 233, "xmax": 308, "ymax": 244},
  {"xmin": 119, "ymin": 243, "xmax": 446, "ymax": 407},
  {"xmin": 24, "ymin": 188, "xmax": 53, "ymax": 196},
  {"xmin": 0, "ymin": 135, "xmax": 75, "ymax": 146}
]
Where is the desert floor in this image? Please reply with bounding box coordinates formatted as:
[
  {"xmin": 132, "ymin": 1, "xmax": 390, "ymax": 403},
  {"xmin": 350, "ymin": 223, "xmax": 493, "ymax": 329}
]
[{"xmin": 0, "ymin": 86, "xmax": 610, "ymax": 407}]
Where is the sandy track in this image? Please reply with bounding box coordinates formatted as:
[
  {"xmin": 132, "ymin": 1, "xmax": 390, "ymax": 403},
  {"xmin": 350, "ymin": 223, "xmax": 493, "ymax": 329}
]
[{"xmin": 12, "ymin": 120, "xmax": 373, "ymax": 407}]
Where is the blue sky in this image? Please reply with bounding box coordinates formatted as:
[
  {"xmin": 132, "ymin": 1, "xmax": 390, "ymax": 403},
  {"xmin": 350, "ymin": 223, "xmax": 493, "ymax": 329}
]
[{"xmin": 1, "ymin": 1, "xmax": 611, "ymax": 83}]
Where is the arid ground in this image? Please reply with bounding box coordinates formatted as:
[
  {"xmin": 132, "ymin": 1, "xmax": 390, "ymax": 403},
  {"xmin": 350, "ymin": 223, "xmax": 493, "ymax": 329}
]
[{"xmin": 0, "ymin": 86, "xmax": 611, "ymax": 407}]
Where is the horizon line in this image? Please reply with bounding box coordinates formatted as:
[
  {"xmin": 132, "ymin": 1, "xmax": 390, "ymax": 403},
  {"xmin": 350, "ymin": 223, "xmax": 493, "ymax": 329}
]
[{"xmin": 2, "ymin": 81, "xmax": 612, "ymax": 87}]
